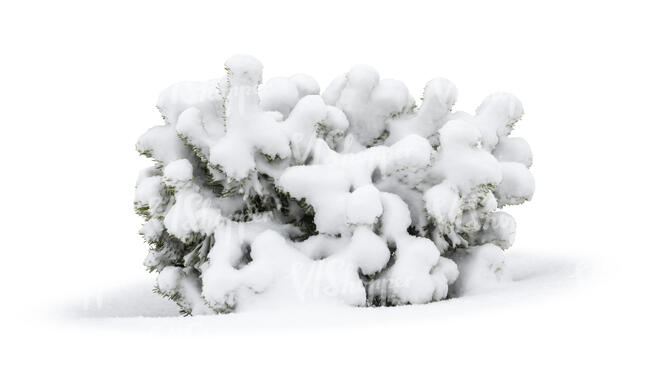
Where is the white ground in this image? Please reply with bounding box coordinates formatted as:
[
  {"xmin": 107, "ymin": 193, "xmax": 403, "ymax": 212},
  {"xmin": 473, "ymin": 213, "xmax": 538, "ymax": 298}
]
[
  {"xmin": 30, "ymin": 246, "xmax": 637, "ymax": 376},
  {"xmin": 65, "ymin": 249, "xmax": 581, "ymax": 322}
]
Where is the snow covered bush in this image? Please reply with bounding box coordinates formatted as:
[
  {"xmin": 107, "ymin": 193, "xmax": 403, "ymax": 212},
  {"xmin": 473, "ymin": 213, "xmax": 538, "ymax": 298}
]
[{"xmin": 135, "ymin": 55, "xmax": 534, "ymax": 315}]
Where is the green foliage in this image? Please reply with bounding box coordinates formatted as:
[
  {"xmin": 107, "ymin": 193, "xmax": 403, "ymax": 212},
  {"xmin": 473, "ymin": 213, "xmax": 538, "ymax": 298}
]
[
  {"xmin": 153, "ymin": 285, "xmax": 192, "ymax": 317},
  {"xmin": 134, "ymin": 204, "xmax": 151, "ymax": 221}
]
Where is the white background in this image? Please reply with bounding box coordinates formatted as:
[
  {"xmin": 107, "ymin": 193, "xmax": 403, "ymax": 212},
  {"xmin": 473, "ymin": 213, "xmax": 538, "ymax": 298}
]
[{"xmin": 1, "ymin": 0, "xmax": 648, "ymax": 375}]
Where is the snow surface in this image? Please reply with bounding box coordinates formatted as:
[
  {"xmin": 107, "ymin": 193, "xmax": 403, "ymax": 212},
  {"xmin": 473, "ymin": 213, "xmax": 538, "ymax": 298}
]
[
  {"xmin": 67, "ymin": 248, "xmax": 581, "ymax": 319},
  {"xmin": 162, "ymin": 158, "xmax": 193, "ymax": 183},
  {"xmin": 48, "ymin": 242, "xmax": 633, "ymax": 377}
]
